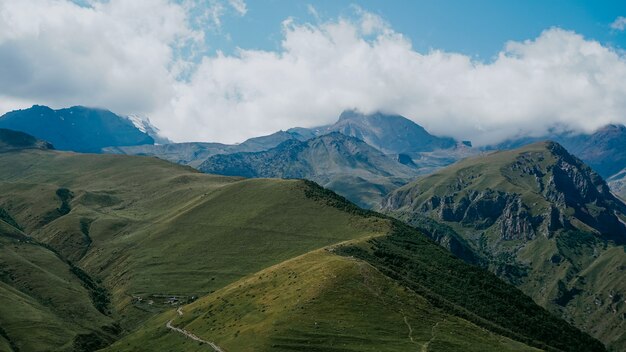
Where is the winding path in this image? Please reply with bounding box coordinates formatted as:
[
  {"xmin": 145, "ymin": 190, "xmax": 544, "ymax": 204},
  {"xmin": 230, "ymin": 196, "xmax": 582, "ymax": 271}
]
[
  {"xmin": 421, "ymin": 319, "xmax": 444, "ymax": 352},
  {"xmin": 166, "ymin": 307, "xmax": 225, "ymax": 352},
  {"xmin": 403, "ymin": 316, "xmax": 415, "ymax": 343}
]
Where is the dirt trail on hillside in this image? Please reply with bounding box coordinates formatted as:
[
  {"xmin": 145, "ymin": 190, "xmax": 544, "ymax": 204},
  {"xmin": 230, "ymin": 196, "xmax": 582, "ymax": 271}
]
[
  {"xmin": 166, "ymin": 307, "xmax": 224, "ymax": 352},
  {"xmin": 403, "ymin": 316, "xmax": 415, "ymax": 343},
  {"xmin": 421, "ymin": 319, "xmax": 444, "ymax": 352}
]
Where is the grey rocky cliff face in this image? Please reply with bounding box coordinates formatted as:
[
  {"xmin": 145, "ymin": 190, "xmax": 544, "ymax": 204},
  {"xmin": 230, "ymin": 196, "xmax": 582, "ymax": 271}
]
[
  {"xmin": 497, "ymin": 196, "xmax": 537, "ymax": 240},
  {"xmin": 543, "ymin": 146, "xmax": 626, "ymax": 240},
  {"xmin": 417, "ymin": 190, "xmax": 542, "ymax": 240},
  {"xmin": 383, "ymin": 142, "xmax": 626, "ymax": 243}
]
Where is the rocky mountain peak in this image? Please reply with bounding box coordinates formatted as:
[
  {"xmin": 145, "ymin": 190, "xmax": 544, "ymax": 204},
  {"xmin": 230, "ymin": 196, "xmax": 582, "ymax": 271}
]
[{"xmin": 384, "ymin": 141, "xmax": 626, "ymax": 243}]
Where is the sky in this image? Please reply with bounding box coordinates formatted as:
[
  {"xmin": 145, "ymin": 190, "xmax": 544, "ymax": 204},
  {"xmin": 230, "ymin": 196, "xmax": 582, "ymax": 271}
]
[{"xmin": 1, "ymin": 0, "xmax": 626, "ymax": 145}]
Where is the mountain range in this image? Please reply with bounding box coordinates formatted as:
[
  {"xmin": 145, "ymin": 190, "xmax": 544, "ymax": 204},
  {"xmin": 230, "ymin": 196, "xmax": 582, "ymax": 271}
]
[
  {"xmin": 104, "ymin": 130, "xmax": 308, "ymax": 167},
  {"xmin": 0, "ymin": 131, "xmax": 604, "ymax": 352},
  {"xmin": 199, "ymin": 132, "xmax": 420, "ymax": 208},
  {"xmin": 1, "ymin": 104, "xmax": 626, "ymax": 351},
  {"xmin": 107, "ymin": 109, "xmax": 467, "ymax": 168},
  {"xmin": 106, "ymin": 109, "xmax": 470, "ymax": 207}
]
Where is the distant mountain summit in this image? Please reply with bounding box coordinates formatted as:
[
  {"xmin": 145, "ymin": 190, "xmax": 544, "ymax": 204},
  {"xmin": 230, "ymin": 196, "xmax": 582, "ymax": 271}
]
[
  {"xmin": 106, "ymin": 130, "xmax": 307, "ymax": 167},
  {"xmin": 109, "ymin": 110, "xmax": 466, "ymax": 174},
  {"xmin": 562, "ymin": 124, "xmax": 626, "ymax": 178},
  {"xmin": 126, "ymin": 114, "xmax": 171, "ymax": 144},
  {"xmin": 0, "ymin": 128, "xmax": 53, "ymax": 152},
  {"xmin": 383, "ymin": 141, "xmax": 626, "ymax": 350},
  {"xmin": 493, "ymin": 124, "xmax": 626, "ymax": 179},
  {"xmin": 290, "ymin": 110, "xmax": 457, "ymax": 154},
  {"xmin": 200, "ymin": 132, "xmax": 420, "ymax": 208},
  {"xmin": 0, "ymin": 105, "xmax": 155, "ymax": 152}
]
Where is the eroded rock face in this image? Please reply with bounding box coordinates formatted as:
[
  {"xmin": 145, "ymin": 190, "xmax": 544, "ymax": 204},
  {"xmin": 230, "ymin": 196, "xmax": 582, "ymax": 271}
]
[
  {"xmin": 384, "ymin": 141, "xmax": 626, "ymax": 243},
  {"xmin": 498, "ymin": 196, "xmax": 537, "ymax": 240},
  {"xmin": 417, "ymin": 190, "xmax": 539, "ymax": 240},
  {"xmin": 543, "ymin": 144, "xmax": 626, "ymax": 241}
]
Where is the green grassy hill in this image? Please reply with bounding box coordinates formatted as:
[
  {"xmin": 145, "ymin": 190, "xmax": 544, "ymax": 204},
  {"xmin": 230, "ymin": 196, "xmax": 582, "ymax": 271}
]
[
  {"xmin": 104, "ymin": 250, "xmax": 541, "ymax": 352},
  {"xmin": 0, "ymin": 147, "xmax": 606, "ymax": 351},
  {"xmin": 383, "ymin": 141, "xmax": 626, "ymax": 350},
  {"xmin": 0, "ymin": 150, "xmax": 387, "ymax": 325},
  {"xmin": 0, "ymin": 220, "xmax": 117, "ymax": 352}
]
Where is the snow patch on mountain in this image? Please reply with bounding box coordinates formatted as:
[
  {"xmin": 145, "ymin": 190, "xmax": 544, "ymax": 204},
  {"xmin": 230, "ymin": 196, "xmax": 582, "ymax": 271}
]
[{"xmin": 126, "ymin": 114, "xmax": 171, "ymax": 144}]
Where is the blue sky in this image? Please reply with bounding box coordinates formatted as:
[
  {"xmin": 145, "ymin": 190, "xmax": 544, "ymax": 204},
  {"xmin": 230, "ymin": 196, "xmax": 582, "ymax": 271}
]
[
  {"xmin": 2, "ymin": 0, "xmax": 626, "ymax": 144},
  {"xmin": 205, "ymin": 0, "xmax": 626, "ymax": 59}
]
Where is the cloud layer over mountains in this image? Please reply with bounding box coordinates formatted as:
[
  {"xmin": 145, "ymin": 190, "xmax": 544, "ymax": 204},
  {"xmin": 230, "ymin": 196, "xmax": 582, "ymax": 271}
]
[{"xmin": 1, "ymin": 0, "xmax": 626, "ymax": 145}]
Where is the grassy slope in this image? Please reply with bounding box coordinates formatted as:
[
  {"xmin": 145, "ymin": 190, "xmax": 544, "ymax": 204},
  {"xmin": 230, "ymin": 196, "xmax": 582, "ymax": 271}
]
[
  {"xmin": 388, "ymin": 145, "xmax": 553, "ymax": 214},
  {"xmin": 0, "ymin": 221, "xmax": 115, "ymax": 352},
  {"xmin": 384, "ymin": 142, "xmax": 626, "ymax": 350},
  {"xmin": 337, "ymin": 222, "xmax": 606, "ymax": 352},
  {"xmin": 0, "ymin": 149, "xmax": 605, "ymax": 351},
  {"xmin": 104, "ymin": 250, "xmax": 540, "ymax": 352},
  {"xmin": 0, "ymin": 150, "xmax": 387, "ymax": 330}
]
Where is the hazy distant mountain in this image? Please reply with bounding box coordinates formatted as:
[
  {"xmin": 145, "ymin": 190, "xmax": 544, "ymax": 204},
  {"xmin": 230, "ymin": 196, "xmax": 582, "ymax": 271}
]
[
  {"xmin": 104, "ymin": 142, "xmax": 233, "ymax": 167},
  {"xmin": 0, "ymin": 105, "xmax": 154, "ymax": 152},
  {"xmin": 237, "ymin": 130, "xmax": 308, "ymax": 150},
  {"xmin": 383, "ymin": 141, "xmax": 626, "ymax": 350},
  {"xmin": 199, "ymin": 132, "xmax": 420, "ymax": 208},
  {"xmin": 290, "ymin": 110, "xmax": 457, "ymax": 154},
  {"xmin": 608, "ymin": 168, "xmax": 626, "ymax": 200},
  {"xmin": 107, "ymin": 110, "xmax": 466, "ymax": 173},
  {"xmin": 562, "ymin": 124, "xmax": 626, "ymax": 178},
  {"xmin": 105, "ymin": 130, "xmax": 307, "ymax": 167},
  {"xmin": 287, "ymin": 110, "xmax": 474, "ymax": 174},
  {"xmin": 493, "ymin": 124, "xmax": 626, "ymax": 179}
]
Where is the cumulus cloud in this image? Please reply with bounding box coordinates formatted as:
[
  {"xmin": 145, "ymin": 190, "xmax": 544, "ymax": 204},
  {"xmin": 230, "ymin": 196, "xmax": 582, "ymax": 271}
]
[
  {"xmin": 162, "ymin": 14, "xmax": 626, "ymax": 145},
  {"xmin": 0, "ymin": 0, "xmax": 197, "ymax": 113},
  {"xmin": 2, "ymin": 1, "xmax": 626, "ymax": 146},
  {"xmin": 611, "ymin": 16, "xmax": 626, "ymax": 31}
]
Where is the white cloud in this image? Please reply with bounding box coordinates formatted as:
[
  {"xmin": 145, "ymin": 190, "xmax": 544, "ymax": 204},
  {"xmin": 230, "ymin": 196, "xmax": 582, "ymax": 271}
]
[
  {"xmin": 228, "ymin": 0, "xmax": 247, "ymax": 16},
  {"xmin": 0, "ymin": 0, "xmax": 198, "ymax": 114},
  {"xmin": 206, "ymin": 1, "xmax": 224, "ymax": 28},
  {"xmin": 611, "ymin": 16, "xmax": 626, "ymax": 31},
  {"xmin": 2, "ymin": 2, "xmax": 626, "ymax": 146},
  {"xmin": 307, "ymin": 4, "xmax": 319, "ymax": 21},
  {"xmin": 161, "ymin": 14, "xmax": 626, "ymax": 145}
]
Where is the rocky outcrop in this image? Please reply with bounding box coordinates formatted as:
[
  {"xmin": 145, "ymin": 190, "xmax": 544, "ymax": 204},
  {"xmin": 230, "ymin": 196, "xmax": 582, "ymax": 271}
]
[
  {"xmin": 497, "ymin": 196, "xmax": 537, "ymax": 240},
  {"xmin": 413, "ymin": 190, "xmax": 540, "ymax": 240},
  {"xmin": 383, "ymin": 141, "xmax": 626, "ymax": 243}
]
